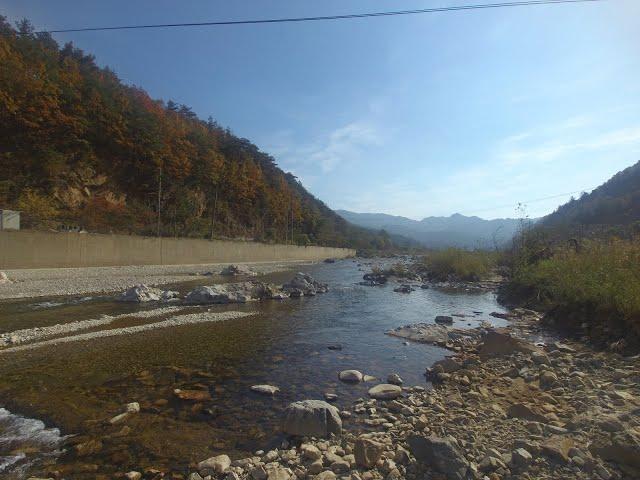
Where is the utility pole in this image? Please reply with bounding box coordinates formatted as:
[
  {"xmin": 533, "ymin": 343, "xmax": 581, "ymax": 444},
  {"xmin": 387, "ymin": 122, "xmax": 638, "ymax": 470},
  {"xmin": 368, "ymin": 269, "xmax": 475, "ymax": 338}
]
[{"xmin": 157, "ymin": 162, "xmax": 162, "ymax": 238}]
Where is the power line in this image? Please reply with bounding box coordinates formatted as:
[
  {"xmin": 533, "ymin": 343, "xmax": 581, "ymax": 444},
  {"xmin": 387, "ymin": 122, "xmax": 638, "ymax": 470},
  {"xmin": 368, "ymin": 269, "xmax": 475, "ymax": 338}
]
[
  {"xmin": 31, "ymin": 0, "xmax": 606, "ymax": 34},
  {"xmin": 462, "ymin": 186, "xmax": 598, "ymax": 215}
]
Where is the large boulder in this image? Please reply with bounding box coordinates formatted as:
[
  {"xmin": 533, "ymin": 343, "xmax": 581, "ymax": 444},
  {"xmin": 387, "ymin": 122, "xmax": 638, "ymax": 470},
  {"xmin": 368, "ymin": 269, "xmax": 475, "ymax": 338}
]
[
  {"xmin": 220, "ymin": 264, "xmax": 257, "ymax": 276},
  {"xmin": 198, "ymin": 454, "xmax": 231, "ymax": 475},
  {"xmin": 117, "ymin": 284, "xmax": 162, "ymax": 302},
  {"xmin": 478, "ymin": 329, "xmax": 539, "ymax": 358},
  {"xmin": 407, "ymin": 435, "xmax": 469, "ymax": 480},
  {"xmin": 0, "ymin": 272, "xmax": 11, "ymax": 284},
  {"xmin": 185, "ymin": 285, "xmax": 249, "ymax": 304},
  {"xmin": 354, "ymin": 437, "xmax": 385, "ymax": 468},
  {"xmin": 368, "ymin": 384, "xmax": 403, "ymax": 400},
  {"xmin": 589, "ymin": 431, "xmax": 640, "ymax": 469},
  {"xmin": 431, "ymin": 358, "xmax": 462, "ymax": 374},
  {"xmin": 362, "ymin": 272, "xmax": 388, "ymax": 285},
  {"xmin": 282, "ymin": 400, "xmax": 342, "ymax": 438},
  {"xmin": 435, "ymin": 315, "xmax": 453, "ymax": 325},
  {"xmin": 282, "ymin": 272, "xmax": 328, "ymax": 296}
]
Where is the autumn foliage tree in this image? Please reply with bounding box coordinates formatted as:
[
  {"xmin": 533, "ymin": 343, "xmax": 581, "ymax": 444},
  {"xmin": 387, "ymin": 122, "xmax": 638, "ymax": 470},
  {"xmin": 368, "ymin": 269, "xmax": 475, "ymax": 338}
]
[{"xmin": 0, "ymin": 17, "xmax": 395, "ymax": 250}]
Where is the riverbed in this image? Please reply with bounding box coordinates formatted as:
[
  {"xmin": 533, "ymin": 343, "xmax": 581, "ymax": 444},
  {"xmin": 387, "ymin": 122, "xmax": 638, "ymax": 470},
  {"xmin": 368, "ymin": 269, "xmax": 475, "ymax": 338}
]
[{"xmin": 0, "ymin": 259, "xmax": 508, "ymax": 478}]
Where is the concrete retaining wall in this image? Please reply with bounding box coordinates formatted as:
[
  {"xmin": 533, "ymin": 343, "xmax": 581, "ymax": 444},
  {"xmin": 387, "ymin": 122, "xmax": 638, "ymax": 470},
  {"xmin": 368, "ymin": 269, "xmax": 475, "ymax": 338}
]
[{"xmin": 0, "ymin": 231, "xmax": 355, "ymax": 269}]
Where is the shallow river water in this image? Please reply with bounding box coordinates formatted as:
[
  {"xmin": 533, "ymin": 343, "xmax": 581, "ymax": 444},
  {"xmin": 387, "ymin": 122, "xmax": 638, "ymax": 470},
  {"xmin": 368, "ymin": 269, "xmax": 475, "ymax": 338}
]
[{"xmin": 0, "ymin": 259, "xmax": 508, "ymax": 478}]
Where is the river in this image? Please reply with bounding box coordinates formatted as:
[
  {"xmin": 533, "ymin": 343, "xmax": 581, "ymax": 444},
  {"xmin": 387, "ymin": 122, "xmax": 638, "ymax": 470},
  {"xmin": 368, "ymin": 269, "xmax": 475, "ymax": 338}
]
[{"xmin": 0, "ymin": 259, "xmax": 508, "ymax": 478}]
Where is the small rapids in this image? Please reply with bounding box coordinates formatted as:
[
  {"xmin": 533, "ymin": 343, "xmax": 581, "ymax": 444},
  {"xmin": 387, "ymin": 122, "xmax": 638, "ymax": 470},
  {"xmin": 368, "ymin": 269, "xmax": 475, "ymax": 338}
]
[{"xmin": 0, "ymin": 407, "xmax": 65, "ymax": 477}]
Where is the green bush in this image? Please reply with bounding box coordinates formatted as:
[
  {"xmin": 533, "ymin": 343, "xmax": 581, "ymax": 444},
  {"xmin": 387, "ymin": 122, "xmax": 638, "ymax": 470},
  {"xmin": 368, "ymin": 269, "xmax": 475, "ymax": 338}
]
[{"xmin": 420, "ymin": 248, "xmax": 497, "ymax": 281}]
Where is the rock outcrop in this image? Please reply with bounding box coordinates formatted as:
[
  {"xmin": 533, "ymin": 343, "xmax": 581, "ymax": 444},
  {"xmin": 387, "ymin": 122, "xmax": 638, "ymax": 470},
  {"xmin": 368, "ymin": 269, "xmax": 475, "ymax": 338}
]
[{"xmin": 282, "ymin": 400, "xmax": 342, "ymax": 438}]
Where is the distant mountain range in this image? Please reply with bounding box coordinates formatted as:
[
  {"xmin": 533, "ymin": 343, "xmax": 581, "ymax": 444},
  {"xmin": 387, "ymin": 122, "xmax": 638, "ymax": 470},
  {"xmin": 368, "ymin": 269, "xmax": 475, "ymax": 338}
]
[{"xmin": 336, "ymin": 210, "xmax": 524, "ymax": 249}]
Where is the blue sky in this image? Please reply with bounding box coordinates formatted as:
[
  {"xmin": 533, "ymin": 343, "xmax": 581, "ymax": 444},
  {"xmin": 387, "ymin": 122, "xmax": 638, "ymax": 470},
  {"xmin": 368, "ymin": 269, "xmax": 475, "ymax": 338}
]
[{"xmin": 3, "ymin": 0, "xmax": 639, "ymax": 219}]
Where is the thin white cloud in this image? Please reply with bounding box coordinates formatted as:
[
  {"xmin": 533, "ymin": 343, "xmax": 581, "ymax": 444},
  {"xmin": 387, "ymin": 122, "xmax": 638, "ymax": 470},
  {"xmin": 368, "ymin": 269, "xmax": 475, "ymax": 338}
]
[
  {"xmin": 499, "ymin": 125, "xmax": 640, "ymax": 167},
  {"xmin": 270, "ymin": 121, "xmax": 383, "ymax": 174},
  {"xmin": 309, "ymin": 122, "xmax": 381, "ymax": 173}
]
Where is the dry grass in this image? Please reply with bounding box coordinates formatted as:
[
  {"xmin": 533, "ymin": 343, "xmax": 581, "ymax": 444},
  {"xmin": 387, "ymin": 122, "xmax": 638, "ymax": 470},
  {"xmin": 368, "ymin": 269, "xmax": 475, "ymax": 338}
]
[
  {"xmin": 420, "ymin": 248, "xmax": 497, "ymax": 282},
  {"xmin": 511, "ymin": 238, "xmax": 640, "ymax": 330}
]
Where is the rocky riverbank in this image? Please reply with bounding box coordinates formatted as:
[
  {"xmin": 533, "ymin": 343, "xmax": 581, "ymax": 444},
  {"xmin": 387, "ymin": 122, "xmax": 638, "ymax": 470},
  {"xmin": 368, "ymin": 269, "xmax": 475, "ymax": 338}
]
[
  {"xmin": 0, "ymin": 261, "xmax": 312, "ymax": 300},
  {"xmin": 172, "ymin": 308, "xmax": 639, "ymax": 480},
  {"xmin": 12, "ymin": 261, "xmax": 640, "ymax": 480}
]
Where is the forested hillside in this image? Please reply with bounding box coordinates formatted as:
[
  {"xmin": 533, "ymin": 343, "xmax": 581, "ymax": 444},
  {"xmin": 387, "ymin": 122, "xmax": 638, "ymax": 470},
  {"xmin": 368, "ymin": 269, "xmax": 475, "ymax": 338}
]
[
  {"xmin": 541, "ymin": 160, "xmax": 640, "ymax": 237},
  {"xmin": 0, "ymin": 17, "xmax": 394, "ymax": 250}
]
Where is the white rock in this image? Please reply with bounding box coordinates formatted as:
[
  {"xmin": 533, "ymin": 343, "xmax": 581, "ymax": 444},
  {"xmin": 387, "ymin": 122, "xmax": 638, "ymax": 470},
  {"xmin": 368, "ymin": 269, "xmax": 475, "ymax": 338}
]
[
  {"xmin": 251, "ymin": 385, "xmax": 280, "ymax": 395},
  {"xmin": 198, "ymin": 454, "xmax": 231, "ymax": 475},
  {"xmin": 109, "ymin": 412, "xmax": 129, "ymax": 424},
  {"xmin": 117, "ymin": 284, "xmax": 162, "ymax": 302},
  {"xmin": 185, "ymin": 285, "xmax": 249, "ymax": 304}
]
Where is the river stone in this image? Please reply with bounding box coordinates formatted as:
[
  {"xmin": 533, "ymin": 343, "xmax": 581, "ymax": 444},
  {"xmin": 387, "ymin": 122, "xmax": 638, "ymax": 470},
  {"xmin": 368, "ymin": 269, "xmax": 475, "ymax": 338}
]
[
  {"xmin": 220, "ymin": 264, "xmax": 257, "ymax": 276},
  {"xmin": 541, "ymin": 435, "xmax": 574, "ymax": 463},
  {"xmin": 354, "ymin": 437, "xmax": 385, "ymax": 468},
  {"xmin": 368, "ymin": 384, "xmax": 403, "ymax": 400},
  {"xmin": 251, "ymin": 385, "xmax": 280, "ymax": 395},
  {"xmin": 283, "ymin": 272, "xmax": 328, "ymax": 296},
  {"xmin": 512, "ymin": 447, "xmax": 533, "ymax": 467},
  {"xmin": 435, "ymin": 315, "xmax": 453, "ymax": 325},
  {"xmin": 339, "ymin": 370, "xmax": 364, "ymax": 383},
  {"xmin": 185, "ymin": 285, "xmax": 248, "ymax": 304},
  {"xmin": 0, "ymin": 272, "xmax": 11, "ymax": 284},
  {"xmin": 478, "ymin": 329, "xmax": 539, "ymax": 358},
  {"xmin": 301, "ymin": 443, "xmax": 322, "ymax": 461},
  {"xmin": 315, "ymin": 472, "xmax": 336, "ymax": 480},
  {"xmin": 407, "ymin": 435, "xmax": 469, "ymax": 480},
  {"xmin": 282, "ymin": 400, "xmax": 342, "ymax": 437},
  {"xmin": 507, "ymin": 403, "xmax": 548, "ymax": 423},
  {"xmin": 589, "ymin": 431, "xmax": 640, "ymax": 468},
  {"xmin": 198, "ymin": 454, "xmax": 231, "ymax": 475},
  {"xmin": 174, "ymin": 389, "xmax": 212, "ymax": 402},
  {"xmin": 265, "ymin": 466, "xmax": 293, "ymax": 480},
  {"xmin": 117, "ymin": 284, "xmax": 162, "ymax": 302},
  {"xmin": 432, "ymin": 358, "xmax": 462, "ymax": 374}
]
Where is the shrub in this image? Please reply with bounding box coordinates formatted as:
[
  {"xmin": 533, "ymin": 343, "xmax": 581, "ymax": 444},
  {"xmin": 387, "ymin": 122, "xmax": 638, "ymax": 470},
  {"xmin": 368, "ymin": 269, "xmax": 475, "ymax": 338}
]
[
  {"xmin": 16, "ymin": 189, "xmax": 60, "ymax": 228},
  {"xmin": 420, "ymin": 248, "xmax": 497, "ymax": 282},
  {"xmin": 511, "ymin": 239, "xmax": 640, "ymax": 327}
]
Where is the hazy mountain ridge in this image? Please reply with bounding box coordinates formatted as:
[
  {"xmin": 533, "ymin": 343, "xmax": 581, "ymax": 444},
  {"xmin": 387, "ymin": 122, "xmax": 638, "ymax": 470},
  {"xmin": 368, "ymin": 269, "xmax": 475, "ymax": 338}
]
[{"xmin": 336, "ymin": 210, "xmax": 523, "ymax": 248}]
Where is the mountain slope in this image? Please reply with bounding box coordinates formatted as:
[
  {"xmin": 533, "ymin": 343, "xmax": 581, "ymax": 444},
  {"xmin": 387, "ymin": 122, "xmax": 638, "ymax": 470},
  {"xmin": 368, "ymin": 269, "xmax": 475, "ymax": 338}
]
[
  {"xmin": 0, "ymin": 18, "xmax": 393, "ymax": 250},
  {"xmin": 337, "ymin": 210, "xmax": 522, "ymax": 249},
  {"xmin": 542, "ymin": 160, "xmax": 640, "ymax": 228}
]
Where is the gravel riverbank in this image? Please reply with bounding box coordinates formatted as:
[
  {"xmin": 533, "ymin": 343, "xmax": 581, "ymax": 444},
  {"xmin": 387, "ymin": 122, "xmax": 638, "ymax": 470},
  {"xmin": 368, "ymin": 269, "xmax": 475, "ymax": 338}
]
[
  {"xmin": 0, "ymin": 261, "xmax": 310, "ymax": 300},
  {"xmin": 171, "ymin": 311, "xmax": 639, "ymax": 480}
]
